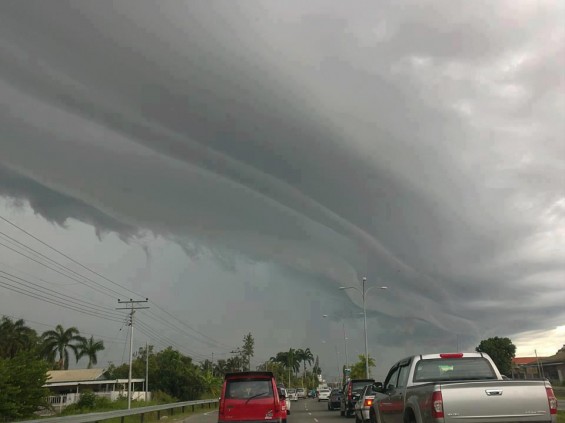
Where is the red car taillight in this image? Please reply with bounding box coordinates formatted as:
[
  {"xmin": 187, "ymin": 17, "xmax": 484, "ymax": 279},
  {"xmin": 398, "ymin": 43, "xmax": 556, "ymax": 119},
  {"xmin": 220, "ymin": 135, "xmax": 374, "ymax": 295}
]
[
  {"xmin": 219, "ymin": 397, "xmax": 225, "ymax": 418},
  {"xmin": 431, "ymin": 391, "xmax": 444, "ymax": 418},
  {"xmin": 546, "ymin": 387, "xmax": 557, "ymax": 415},
  {"xmin": 363, "ymin": 398, "xmax": 373, "ymax": 407}
]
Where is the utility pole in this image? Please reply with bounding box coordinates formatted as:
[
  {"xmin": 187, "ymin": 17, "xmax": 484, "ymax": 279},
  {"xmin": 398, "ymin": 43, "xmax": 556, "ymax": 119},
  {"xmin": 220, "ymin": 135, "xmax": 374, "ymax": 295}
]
[
  {"xmin": 117, "ymin": 298, "xmax": 149, "ymax": 410},
  {"xmin": 145, "ymin": 342, "xmax": 149, "ymax": 402}
]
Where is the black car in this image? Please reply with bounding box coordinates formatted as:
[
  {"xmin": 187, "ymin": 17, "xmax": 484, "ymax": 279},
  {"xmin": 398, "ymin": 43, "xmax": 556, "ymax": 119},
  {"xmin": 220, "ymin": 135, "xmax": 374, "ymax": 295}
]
[
  {"xmin": 328, "ymin": 388, "xmax": 342, "ymax": 410},
  {"xmin": 340, "ymin": 378, "xmax": 374, "ymax": 417}
]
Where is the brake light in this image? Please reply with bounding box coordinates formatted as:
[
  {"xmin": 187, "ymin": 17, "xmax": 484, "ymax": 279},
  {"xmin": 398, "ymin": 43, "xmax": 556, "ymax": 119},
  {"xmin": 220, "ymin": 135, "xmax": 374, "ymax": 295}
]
[
  {"xmin": 439, "ymin": 353, "xmax": 463, "ymax": 359},
  {"xmin": 219, "ymin": 397, "xmax": 225, "ymax": 417},
  {"xmin": 546, "ymin": 387, "xmax": 557, "ymax": 415},
  {"xmin": 431, "ymin": 391, "xmax": 444, "ymax": 418},
  {"xmin": 348, "ymin": 383, "xmax": 352, "ymax": 400},
  {"xmin": 364, "ymin": 398, "xmax": 373, "ymax": 407}
]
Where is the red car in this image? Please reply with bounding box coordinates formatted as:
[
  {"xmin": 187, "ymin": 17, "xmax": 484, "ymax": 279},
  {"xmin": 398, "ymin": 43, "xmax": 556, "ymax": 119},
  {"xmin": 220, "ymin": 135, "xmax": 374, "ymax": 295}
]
[{"xmin": 219, "ymin": 372, "xmax": 285, "ymax": 423}]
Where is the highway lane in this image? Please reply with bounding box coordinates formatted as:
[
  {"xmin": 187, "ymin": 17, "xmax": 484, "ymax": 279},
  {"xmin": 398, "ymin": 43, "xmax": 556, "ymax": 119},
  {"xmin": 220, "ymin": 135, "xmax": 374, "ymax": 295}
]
[{"xmin": 181, "ymin": 398, "xmax": 346, "ymax": 423}]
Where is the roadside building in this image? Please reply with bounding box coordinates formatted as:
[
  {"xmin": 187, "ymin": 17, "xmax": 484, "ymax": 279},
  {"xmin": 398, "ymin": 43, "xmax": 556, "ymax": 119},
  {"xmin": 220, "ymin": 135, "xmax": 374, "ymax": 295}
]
[{"xmin": 45, "ymin": 369, "xmax": 147, "ymax": 410}]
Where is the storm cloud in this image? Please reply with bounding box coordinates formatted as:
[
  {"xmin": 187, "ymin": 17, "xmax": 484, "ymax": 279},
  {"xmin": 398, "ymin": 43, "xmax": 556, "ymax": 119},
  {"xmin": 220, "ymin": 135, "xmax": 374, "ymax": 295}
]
[{"xmin": 0, "ymin": 0, "xmax": 563, "ymax": 366}]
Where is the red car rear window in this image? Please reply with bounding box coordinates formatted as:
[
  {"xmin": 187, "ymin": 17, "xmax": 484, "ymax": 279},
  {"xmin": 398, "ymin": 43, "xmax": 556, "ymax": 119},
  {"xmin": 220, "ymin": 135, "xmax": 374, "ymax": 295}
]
[{"xmin": 225, "ymin": 378, "xmax": 273, "ymax": 399}]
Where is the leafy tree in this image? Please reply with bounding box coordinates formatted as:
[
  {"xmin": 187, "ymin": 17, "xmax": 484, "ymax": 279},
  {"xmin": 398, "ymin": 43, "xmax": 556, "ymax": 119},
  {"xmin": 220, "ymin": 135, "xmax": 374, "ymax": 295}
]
[
  {"xmin": 349, "ymin": 355, "xmax": 375, "ymax": 379},
  {"xmin": 0, "ymin": 316, "xmax": 39, "ymax": 359},
  {"xmin": 77, "ymin": 336, "xmax": 105, "ymax": 369},
  {"xmin": 476, "ymin": 336, "xmax": 516, "ymax": 376},
  {"xmin": 0, "ymin": 352, "xmax": 50, "ymax": 419},
  {"xmin": 152, "ymin": 347, "xmax": 204, "ymax": 400},
  {"xmin": 227, "ymin": 355, "xmax": 244, "ymax": 372},
  {"xmin": 242, "ymin": 333, "xmax": 255, "ymax": 371},
  {"xmin": 214, "ymin": 359, "xmax": 229, "ymax": 376},
  {"xmin": 40, "ymin": 325, "xmax": 85, "ymax": 370}
]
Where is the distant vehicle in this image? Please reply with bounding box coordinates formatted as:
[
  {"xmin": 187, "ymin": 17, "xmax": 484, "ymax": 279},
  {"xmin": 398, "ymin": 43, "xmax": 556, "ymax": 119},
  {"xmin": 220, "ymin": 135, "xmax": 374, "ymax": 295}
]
[
  {"xmin": 278, "ymin": 386, "xmax": 291, "ymax": 417},
  {"xmin": 370, "ymin": 352, "xmax": 558, "ymax": 423},
  {"xmin": 328, "ymin": 388, "xmax": 342, "ymax": 410},
  {"xmin": 308, "ymin": 389, "xmax": 317, "ymax": 398},
  {"xmin": 296, "ymin": 387, "xmax": 306, "ymax": 399},
  {"xmin": 340, "ymin": 378, "xmax": 374, "ymax": 417},
  {"xmin": 286, "ymin": 388, "xmax": 298, "ymax": 401},
  {"xmin": 353, "ymin": 385, "xmax": 376, "ymax": 423},
  {"xmin": 218, "ymin": 371, "xmax": 284, "ymax": 423},
  {"xmin": 318, "ymin": 387, "xmax": 331, "ymax": 402}
]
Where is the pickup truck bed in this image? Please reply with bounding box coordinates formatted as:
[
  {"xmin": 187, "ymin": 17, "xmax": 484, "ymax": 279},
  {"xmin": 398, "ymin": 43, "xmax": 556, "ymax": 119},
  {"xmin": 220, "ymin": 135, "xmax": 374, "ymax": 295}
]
[
  {"xmin": 436, "ymin": 379, "xmax": 556, "ymax": 423},
  {"xmin": 371, "ymin": 352, "xmax": 557, "ymax": 423}
]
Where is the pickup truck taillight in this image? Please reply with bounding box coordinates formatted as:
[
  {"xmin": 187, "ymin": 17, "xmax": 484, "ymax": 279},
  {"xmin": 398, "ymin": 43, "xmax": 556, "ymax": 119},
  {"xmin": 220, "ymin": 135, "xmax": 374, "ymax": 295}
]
[
  {"xmin": 363, "ymin": 398, "xmax": 373, "ymax": 407},
  {"xmin": 546, "ymin": 387, "xmax": 557, "ymax": 415},
  {"xmin": 431, "ymin": 391, "xmax": 444, "ymax": 418}
]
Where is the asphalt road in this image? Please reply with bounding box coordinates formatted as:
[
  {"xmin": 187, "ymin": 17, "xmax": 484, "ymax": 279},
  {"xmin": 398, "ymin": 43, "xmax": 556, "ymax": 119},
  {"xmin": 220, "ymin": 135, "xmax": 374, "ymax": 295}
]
[
  {"xmin": 181, "ymin": 398, "xmax": 565, "ymax": 423},
  {"xmin": 182, "ymin": 398, "xmax": 344, "ymax": 423}
]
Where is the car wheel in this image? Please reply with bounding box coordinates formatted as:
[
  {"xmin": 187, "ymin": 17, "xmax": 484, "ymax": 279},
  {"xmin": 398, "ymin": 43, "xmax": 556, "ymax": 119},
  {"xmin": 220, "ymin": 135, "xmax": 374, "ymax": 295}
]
[
  {"xmin": 340, "ymin": 408, "xmax": 345, "ymax": 417},
  {"xmin": 355, "ymin": 414, "xmax": 361, "ymax": 423}
]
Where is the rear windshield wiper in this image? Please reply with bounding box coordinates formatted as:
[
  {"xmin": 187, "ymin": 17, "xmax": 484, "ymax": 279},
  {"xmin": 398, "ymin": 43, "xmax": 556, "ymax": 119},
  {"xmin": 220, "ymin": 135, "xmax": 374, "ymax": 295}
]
[{"xmin": 245, "ymin": 392, "xmax": 269, "ymax": 404}]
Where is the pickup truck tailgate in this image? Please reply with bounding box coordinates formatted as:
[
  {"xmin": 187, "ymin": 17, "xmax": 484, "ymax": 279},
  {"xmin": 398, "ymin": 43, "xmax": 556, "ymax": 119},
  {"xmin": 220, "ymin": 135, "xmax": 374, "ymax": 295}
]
[{"xmin": 441, "ymin": 380, "xmax": 552, "ymax": 423}]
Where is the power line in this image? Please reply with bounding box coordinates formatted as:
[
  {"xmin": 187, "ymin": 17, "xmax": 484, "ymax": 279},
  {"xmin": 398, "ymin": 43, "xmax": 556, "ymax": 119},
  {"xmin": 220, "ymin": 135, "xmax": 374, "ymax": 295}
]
[
  {"xmin": 0, "ymin": 216, "xmax": 143, "ymax": 298},
  {"xmin": 0, "ymin": 214, "xmax": 237, "ymax": 354},
  {"xmin": 0, "ymin": 278, "xmax": 124, "ymax": 323},
  {"xmin": 0, "ymin": 270, "xmax": 123, "ymax": 317}
]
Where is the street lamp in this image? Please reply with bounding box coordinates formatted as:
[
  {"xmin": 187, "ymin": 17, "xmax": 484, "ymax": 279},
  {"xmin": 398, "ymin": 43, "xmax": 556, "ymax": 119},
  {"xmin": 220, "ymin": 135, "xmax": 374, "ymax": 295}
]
[
  {"xmin": 339, "ymin": 277, "xmax": 388, "ymax": 379},
  {"xmin": 322, "ymin": 314, "xmax": 349, "ymax": 370}
]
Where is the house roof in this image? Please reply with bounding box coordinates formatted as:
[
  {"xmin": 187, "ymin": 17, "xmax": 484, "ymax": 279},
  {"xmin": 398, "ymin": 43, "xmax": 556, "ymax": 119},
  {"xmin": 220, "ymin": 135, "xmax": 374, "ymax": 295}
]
[
  {"xmin": 512, "ymin": 357, "xmax": 538, "ymax": 365},
  {"xmin": 47, "ymin": 368, "xmax": 105, "ymax": 383},
  {"xmin": 539, "ymin": 351, "xmax": 565, "ymax": 364}
]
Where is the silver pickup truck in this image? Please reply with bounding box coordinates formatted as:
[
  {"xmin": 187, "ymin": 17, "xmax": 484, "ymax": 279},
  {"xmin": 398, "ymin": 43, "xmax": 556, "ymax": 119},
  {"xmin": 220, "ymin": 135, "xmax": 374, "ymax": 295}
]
[{"xmin": 369, "ymin": 352, "xmax": 558, "ymax": 423}]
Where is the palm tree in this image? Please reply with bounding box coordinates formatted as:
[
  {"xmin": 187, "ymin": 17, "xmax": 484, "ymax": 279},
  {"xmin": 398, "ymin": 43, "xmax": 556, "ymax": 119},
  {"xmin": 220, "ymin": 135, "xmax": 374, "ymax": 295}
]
[
  {"xmin": 0, "ymin": 316, "xmax": 38, "ymax": 359},
  {"xmin": 296, "ymin": 348, "xmax": 314, "ymax": 387},
  {"xmin": 41, "ymin": 325, "xmax": 85, "ymax": 370},
  {"xmin": 77, "ymin": 336, "xmax": 105, "ymax": 369}
]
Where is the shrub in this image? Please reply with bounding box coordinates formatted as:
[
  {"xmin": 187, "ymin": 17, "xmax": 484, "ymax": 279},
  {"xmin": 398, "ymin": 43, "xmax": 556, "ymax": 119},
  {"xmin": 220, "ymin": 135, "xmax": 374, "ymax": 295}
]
[
  {"xmin": 77, "ymin": 391, "xmax": 97, "ymax": 409},
  {"xmin": 152, "ymin": 390, "xmax": 177, "ymax": 404}
]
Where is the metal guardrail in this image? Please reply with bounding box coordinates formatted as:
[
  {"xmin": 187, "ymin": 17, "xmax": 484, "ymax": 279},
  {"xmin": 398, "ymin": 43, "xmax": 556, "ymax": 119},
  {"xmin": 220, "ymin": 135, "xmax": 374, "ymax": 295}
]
[{"xmin": 20, "ymin": 398, "xmax": 218, "ymax": 423}]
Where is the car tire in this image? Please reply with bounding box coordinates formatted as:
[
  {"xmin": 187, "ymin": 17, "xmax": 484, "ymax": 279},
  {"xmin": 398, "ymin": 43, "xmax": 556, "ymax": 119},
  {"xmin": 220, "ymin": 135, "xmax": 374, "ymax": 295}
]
[
  {"xmin": 340, "ymin": 408, "xmax": 345, "ymax": 417},
  {"xmin": 355, "ymin": 414, "xmax": 361, "ymax": 423}
]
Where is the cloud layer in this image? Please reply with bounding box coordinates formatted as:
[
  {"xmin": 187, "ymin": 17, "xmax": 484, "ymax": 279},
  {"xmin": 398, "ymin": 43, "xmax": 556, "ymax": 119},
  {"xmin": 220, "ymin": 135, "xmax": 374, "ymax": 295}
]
[{"xmin": 0, "ymin": 0, "xmax": 563, "ymax": 358}]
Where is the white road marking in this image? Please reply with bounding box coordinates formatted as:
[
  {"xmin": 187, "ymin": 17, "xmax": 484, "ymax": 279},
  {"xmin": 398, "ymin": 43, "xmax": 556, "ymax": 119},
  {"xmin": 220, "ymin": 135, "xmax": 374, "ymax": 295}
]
[
  {"xmin": 314, "ymin": 419, "xmax": 319, "ymax": 422},
  {"xmin": 308, "ymin": 412, "xmax": 312, "ymax": 415}
]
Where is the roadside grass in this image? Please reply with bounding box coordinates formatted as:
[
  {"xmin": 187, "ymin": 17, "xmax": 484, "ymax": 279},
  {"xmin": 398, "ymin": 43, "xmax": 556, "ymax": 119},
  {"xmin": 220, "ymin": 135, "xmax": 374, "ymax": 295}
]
[{"xmin": 558, "ymin": 410, "xmax": 565, "ymax": 423}]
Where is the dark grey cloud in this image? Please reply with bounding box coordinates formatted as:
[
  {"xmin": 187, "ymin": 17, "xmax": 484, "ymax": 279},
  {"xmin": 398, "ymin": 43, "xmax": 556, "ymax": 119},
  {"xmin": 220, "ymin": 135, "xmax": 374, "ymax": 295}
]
[{"xmin": 0, "ymin": 0, "xmax": 563, "ymax": 366}]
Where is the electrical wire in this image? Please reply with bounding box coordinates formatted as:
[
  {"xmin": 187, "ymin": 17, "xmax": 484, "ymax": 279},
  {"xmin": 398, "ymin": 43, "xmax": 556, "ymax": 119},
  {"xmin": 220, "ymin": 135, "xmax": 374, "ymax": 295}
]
[{"xmin": 0, "ymin": 214, "xmax": 240, "ymax": 357}]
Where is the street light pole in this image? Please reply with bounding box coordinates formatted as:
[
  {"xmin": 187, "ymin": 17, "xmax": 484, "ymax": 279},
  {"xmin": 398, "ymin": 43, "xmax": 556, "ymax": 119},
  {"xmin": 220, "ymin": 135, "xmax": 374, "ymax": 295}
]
[
  {"xmin": 339, "ymin": 279, "xmax": 388, "ymax": 380},
  {"xmin": 343, "ymin": 322, "xmax": 349, "ymax": 370},
  {"xmin": 362, "ymin": 277, "xmax": 369, "ymax": 378}
]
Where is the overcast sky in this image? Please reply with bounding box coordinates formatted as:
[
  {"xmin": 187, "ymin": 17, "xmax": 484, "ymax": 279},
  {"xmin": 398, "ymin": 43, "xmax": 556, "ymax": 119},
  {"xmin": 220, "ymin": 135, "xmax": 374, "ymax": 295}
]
[{"xmin": 0, "ymin": 0, "xmax": 563, "ymax": 381}]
